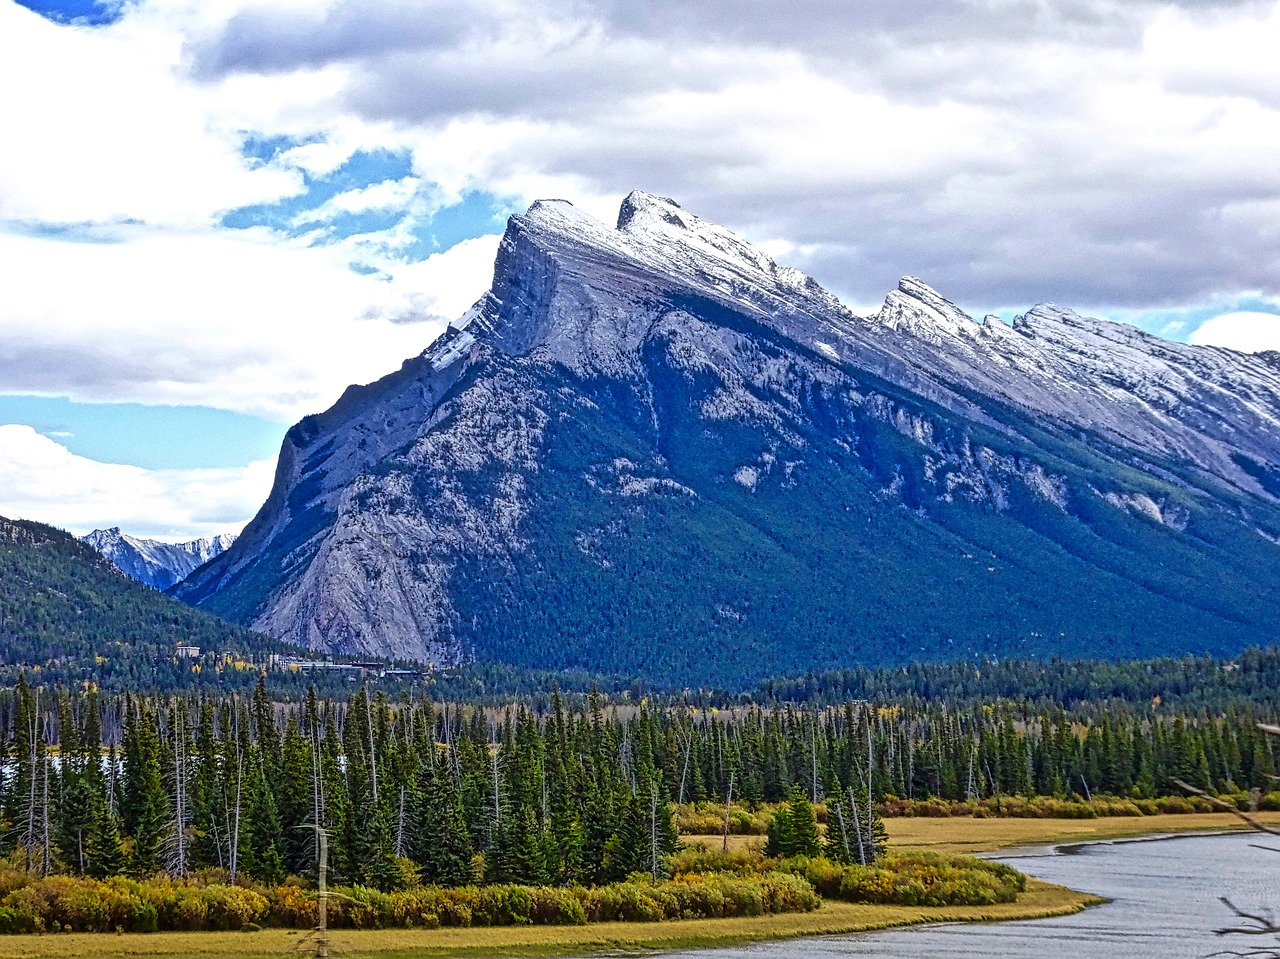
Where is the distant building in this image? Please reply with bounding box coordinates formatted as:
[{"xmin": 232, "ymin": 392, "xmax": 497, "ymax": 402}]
[
  {"xmin": 267, "ymin": 654, "xmax": 427, "ymax": 681},
  {"xmin": 176, "ymin": 645, "xmax": 201, "ymax": 659}
]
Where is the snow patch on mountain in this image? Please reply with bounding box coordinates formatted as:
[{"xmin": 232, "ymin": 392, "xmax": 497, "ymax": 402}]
[
  {"xmin": 176, "ymin": 188, "xmax": 1280, "ymax": 666},
  {"xmin": 82, "ymin": 527, "xmax": 237, "ymax": 591}
]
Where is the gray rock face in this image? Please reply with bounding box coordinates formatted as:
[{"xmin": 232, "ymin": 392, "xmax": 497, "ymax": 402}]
[
  {"xmin": 175, "ymin": 191, "xmax": 1280, "ymax": 681},
  {"xmin": 82, "ymin": 528, "xmax": 237, "ymax": 591}
]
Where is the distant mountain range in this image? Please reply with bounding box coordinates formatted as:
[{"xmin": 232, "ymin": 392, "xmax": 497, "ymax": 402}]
[
  {"xmin": 177, "ymin": 191, "xmax": 1280, "ymax": 688},
  {"xmin": 82, "ymin": 527, "xmax": 237, "ymax": 590}
]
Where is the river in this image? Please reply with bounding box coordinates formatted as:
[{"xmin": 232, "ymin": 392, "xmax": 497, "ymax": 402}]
[{"xmin": 663, "ymin": 832, "xmax": 1278, "ymax": 958}]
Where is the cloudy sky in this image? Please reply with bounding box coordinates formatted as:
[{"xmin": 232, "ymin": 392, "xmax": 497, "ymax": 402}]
[{"xmin": 2, "ymin": 0, "xmax": 1279, "ymax": 540}]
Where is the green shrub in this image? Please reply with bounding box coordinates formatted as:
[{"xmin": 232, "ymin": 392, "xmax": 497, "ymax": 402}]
[
  {"xmin": 0, "ymin": 868, "xmax": 820, "ymax": 935},
  {"xmin": 785, "ymin": 852, "xmax": 1025, "ymax": 908}
]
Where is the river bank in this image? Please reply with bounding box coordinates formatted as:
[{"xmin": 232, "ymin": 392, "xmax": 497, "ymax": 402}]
[
  {"xmin": 3, "ymin": 813, "xmax": 1270, "ymax": 959},
  {"xmin": 686, "ymin": 809, "xmax": 1280, "ymax": 855}
]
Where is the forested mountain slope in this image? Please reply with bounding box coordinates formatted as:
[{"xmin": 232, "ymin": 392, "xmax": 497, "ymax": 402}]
[{"xmin": 1, "ymin": 515, "xmax": 283, "ymax": 682}]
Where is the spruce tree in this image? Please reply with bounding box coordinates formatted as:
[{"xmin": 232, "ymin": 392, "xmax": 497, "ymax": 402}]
[
  {"xmin": 86, "ymin": 804, "xmax": 127, "ymax": 879},
  {"xmin": 415, "ymin": 753, "xmax": 473, "ymax": 887},
  {"xmin": 122, "ymin": 704, "xmax": 168, "ymax": 877},
  {"xmin": 243, "ymin": 749, "xmax": 286, "ymax": 883},
  {"xmin": 766, "ymin": 786, "xmax": 820, "ymax": 858}
]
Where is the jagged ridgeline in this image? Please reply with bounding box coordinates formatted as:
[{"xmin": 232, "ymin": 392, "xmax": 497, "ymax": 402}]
[
  {"xmin": 177, "ymin": 192, "xmax": 1280, "ymax": 688},
  {"xmin": 82, "ymin": 527, "xmax": 237, "ymax": 592},
  {"xmin": 0, "ymin": 515, "xmax": 287, "ymax": 684}
]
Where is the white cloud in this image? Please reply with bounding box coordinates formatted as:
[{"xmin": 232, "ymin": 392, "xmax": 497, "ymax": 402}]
[
  {"xmin": 1189, "ymin": 311, "xmax": 1280, "ymax": 353},
  {"xmin": 0, "ymin": 225, "xmax": 498, "ymax": 420},
  {"xmin": 177, "ymin": 0, "xmax": 1280, "ymax": 309},
  {"xmin": 3, "ymin": 0, "xmax": 1280, "ymax": 429},
  {"xmin": 370, "ymin": 234, "xmax": 502, "ymax": 322},
  {"xmin": 0, "ymin": 2, "xmax": 305, "ymax": 226},
  {"xmin": 293, "ymin": 175, "xmax": 423, "ymax": 225},
  {"xmin": 0, "ymin": 424, "xmax": 275, "ymax": 540}
]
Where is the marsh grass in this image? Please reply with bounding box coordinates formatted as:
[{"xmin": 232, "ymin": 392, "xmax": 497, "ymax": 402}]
[{"xmin": 0, "ymin": 879, "xmax": 1095, "ymax": 959}]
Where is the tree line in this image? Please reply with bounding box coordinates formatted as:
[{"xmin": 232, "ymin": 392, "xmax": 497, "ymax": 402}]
[{"xmin": 0, "ymin": 675, "xmax": 1275, "ymax": 890}]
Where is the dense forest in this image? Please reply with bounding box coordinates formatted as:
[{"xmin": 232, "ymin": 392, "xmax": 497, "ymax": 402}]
[{"xmin": 1, "ymin": 676, "xmax": 1274, "ymax": 893}]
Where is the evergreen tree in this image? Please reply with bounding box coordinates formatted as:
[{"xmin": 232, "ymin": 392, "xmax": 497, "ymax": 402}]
[
  {"xmin": 766, "ymin": 786, "xmax": 820, "ymax": 858},
  {"xmin": 242, "ymin": 748, "xmax": 286, "ymax": 883},
  {"xmin": 85, "ymin": 803, "xmax": 126, "ymax": 879},
  {"xmin": 121, "ymin": 703, "xmax": 167, "ymax": 877},
  {"xmin": 415, "ymin": 755, "xmax": 474, "ymax": 887}
]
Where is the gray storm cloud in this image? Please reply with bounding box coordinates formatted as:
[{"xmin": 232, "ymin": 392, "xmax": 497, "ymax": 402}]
[{"xmin": 182, "ymin": 0, "xmax": 1280, "ymax": 311}]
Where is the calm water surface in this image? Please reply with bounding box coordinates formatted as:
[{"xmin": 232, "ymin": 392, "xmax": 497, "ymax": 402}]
[{"xmin": 664, "ymin": 832, "xmax": 1277, "ymax": 959}]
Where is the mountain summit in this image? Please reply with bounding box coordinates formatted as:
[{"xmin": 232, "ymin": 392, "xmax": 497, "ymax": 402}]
[
  {"xmin": 176, "ymin": 192, "xmax": 1280, "ymax": 687},
  {"xmin": 83, "ymin": 527, "xmax": 237, "ymax": 591}
]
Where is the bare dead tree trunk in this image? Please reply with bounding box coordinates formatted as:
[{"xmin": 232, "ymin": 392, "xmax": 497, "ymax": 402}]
[
  {"xmin": 810, "ymin": 719, "xmax": 820, "ymax": 804},
  {"xmin": 229, "ymin": 709, "xmax": 243, "ymax": 884},
  {"xmin": 24, "ymin": 687, "xmax": 39, "ymax": 874},
  {"xmin": 40, "ymin": 744, "xmax": 50, "ymax": 878},
  {"xmin": 170, "ymin": 703, "xmax": 189, "ymax": 877},
  {"xmin": 722, "ymin": 773, "xmax": 734, "ymax": 854},
  {"xmin": 834, "ymin": 793, "xmax": 853, "ymax": 863},
  {"xmin": 366, "ymin": 693, "xmax": 378, "ymax": 804},
  {"xmin": 650, "ymin": 785, "xmax": 659, "ymax": 883},
  {"xmin": 674, "ymin": 724, "xmax": 693, "ymax": 837},
  {"xmin": 491, "ymin": 743, "xmax": 502, "ymax": 829},
  {"xmin": 394, "ymin": 785, "xmax": 406, "ymax": 859},
  {"xmin": 866, "ymin": 718, "xmax": 875, "ymax": 854},
  {"xmin": 849, "ymin": 785, "xmax": 866, "ymax": 866}
]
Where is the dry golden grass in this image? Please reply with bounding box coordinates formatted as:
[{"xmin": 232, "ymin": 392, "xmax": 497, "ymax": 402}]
[
  {"xmin": 683, "ymin": 833, "xmax": 766, "ymax": 853},
  {"xmin": 683, "ymin": 810, "xmax": 1280, "ymax": 857},
  {"xmin": 882, "ymin": 810, "xmax": 1280, "ymax": 854},
  {"xmin": 0, "ymin": 879, "xmax": 1095, "ymax": 959}
]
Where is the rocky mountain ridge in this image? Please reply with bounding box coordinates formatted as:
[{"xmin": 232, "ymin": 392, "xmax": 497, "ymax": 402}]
[
  {"xmin": 176, "ymin": 192, "xmax": 1280, "ymax": 687},
  {"xmin": 83, "ymin": 527, "xmax": 237, "ymax": 591}
]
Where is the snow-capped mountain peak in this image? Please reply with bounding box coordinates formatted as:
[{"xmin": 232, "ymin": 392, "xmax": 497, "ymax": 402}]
[
  {"xmin": 175, "ymin": 190, "xmax": 1280, "ymax": 682},
  {"xmin": 82, "ymin": 527, "xmax": 237, "ymax": 591},
  {"xmin": 873, "ymin": 276, "xmax": 983, "ymax": 340}
]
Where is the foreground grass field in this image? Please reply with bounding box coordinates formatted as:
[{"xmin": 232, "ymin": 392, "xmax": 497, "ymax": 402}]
[{"xmin": 0, "ymin": 879, "xmax": 1094, "ymax": 959}]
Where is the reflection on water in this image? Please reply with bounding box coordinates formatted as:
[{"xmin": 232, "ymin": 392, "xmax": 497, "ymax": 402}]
[{"xmin": 661, "ymin": 832, "xmax": 1278, "ymax": 959}]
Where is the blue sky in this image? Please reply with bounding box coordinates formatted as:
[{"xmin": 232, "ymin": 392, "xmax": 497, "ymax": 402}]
[
  {"xmin": 16, "ymin": 0, "xmax": 120, "ymax": 25},
  {"xmin": 2, "ymin": 0, "xmax": 1279, "ymax": 538},
  {"xmin": 6, "ymin": 5, "xmax": 513, "ymax": 477}
]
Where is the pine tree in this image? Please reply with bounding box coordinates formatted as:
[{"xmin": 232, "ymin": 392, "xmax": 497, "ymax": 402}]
[
  {"xmin": 416, "ymin": 755, "xmax": 474, "ymax": 887},
  {"xmin": 56, "ymin": 689, "xmax": 99, "ymax": 874},
  {"xmin": 504, "ymin": 806, "xmax": 548, "ymax": 886},
  {"xmin": 278, "ymin": 720, "xmax": 314, "ymax": 875},
  {"xmin": 85, "ymin": 803, "xmax": 126, "ymax": 879}
]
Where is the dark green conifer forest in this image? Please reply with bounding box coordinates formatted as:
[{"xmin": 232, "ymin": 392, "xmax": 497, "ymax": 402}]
[{"xmin": 0, "ymin": 674, "xmax": 1274, "ymax": 890}]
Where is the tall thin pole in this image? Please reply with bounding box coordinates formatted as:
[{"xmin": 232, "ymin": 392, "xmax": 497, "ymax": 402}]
[
  {"xmin": 866, "ymin": 717, "xmax": 874, "ymax": 860},
  {"xmin": 650, "ymin": 785, "xmax": 659, "ymax": 883}
]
